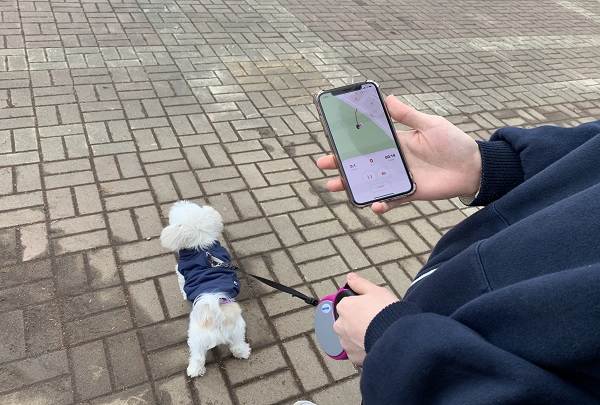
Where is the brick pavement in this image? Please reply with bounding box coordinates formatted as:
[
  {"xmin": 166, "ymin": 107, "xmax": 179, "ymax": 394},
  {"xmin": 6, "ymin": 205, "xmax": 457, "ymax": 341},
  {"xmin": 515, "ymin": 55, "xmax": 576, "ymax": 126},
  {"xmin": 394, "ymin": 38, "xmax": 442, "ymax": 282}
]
[{"xmin": 1, "ymin": 0, "xmax": 599, "ymax": 404}]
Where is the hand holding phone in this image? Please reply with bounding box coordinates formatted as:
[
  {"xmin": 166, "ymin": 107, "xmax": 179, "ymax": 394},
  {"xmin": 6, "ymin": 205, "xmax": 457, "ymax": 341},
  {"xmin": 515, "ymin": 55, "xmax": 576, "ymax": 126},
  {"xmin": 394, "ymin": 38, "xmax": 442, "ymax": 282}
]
[
  {"xmin": 315, "ymin": 81, "xmax": 415, "ymax": 207},
  {"xmin": 316, "ymin": 92, "xmax": 483, "ymax": 213}
]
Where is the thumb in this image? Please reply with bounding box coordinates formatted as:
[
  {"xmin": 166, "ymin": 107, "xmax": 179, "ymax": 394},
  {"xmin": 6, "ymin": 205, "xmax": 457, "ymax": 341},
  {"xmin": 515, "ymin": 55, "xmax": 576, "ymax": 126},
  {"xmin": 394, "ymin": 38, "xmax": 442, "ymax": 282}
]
[
  {"xmin": 385, "ymin": 95, "xmax": 434, "ymax": 131},
  {"xmin": 346, "ymin": 273, "xmax": 378, "ymax": 295}
]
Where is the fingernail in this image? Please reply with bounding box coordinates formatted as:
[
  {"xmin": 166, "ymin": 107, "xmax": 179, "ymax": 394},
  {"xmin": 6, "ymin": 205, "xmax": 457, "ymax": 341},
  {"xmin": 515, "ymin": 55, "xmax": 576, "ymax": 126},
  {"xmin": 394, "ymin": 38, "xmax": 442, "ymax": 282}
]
[{"xmin": 347, "ymin": 272, "xmax": 358, "ymax": 280}]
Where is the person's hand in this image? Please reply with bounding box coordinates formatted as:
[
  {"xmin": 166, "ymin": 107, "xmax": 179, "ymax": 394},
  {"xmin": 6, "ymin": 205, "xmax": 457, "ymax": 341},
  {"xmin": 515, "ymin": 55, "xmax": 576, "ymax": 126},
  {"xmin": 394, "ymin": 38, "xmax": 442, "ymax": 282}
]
[
  {"xmin": 317, "ymin": 95, "xmax": 482, "ymax": 214},
  {"xmin": 333, "ymin": 273, "xmax": 400, "ymax": 366}
]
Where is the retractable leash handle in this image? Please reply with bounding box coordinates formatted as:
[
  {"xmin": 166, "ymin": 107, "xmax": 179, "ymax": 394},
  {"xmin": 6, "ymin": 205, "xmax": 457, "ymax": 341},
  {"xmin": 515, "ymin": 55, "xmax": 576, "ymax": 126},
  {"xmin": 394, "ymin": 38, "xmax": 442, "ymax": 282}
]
[
  {"xmin": 224, "ymin": 259, "xmax": 355, "ymax": 360},
  {"xmin": 314, "ymin": 285, "xmax": 358, "ymax": 360}
]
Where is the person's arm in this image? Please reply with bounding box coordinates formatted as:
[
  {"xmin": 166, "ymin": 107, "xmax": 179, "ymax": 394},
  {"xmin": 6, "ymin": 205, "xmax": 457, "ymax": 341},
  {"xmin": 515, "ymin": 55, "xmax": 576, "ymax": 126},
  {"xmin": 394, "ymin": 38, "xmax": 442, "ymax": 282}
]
[
  {"xmin": 357, "ymin": 265, "xmax": 600, "ymax": 405},
  {"xmin": 317, "ymin": 96, "xmax": 482, "ymax": 214},
  {"xmin": 317, "ymin": 96, "xmax": 600, "ymax": 211},
  {"xmin": 466, "ymin": 121, "xmax": 600, "ymax": 206}
]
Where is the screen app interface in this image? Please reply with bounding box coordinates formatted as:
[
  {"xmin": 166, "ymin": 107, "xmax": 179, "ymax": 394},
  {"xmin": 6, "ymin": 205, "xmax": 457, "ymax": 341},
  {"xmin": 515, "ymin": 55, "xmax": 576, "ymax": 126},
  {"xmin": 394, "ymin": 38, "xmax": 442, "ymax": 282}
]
[{"xmin": 320, "ymin": 84, "xmax": 412, "ymax": 204}]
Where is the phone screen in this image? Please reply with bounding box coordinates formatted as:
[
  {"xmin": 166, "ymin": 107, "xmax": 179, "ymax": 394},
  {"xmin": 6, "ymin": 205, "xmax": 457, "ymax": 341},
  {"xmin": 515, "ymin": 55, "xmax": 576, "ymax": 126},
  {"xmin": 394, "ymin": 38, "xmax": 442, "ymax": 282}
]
[{"xmin": 317, "ymin": 82, "xmax": 413, "ymax": 206}]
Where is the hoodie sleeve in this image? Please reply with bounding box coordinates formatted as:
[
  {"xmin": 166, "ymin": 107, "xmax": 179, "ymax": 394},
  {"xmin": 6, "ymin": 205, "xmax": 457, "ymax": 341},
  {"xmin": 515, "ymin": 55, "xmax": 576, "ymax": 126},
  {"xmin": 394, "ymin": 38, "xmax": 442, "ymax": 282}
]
[
  {"xmin": 468, "ymin": 120, "xmax": 600, "ymax": 206},
  {"xmin": 360, "ymin": 264, "xmax": 600, "ymax": 405}
]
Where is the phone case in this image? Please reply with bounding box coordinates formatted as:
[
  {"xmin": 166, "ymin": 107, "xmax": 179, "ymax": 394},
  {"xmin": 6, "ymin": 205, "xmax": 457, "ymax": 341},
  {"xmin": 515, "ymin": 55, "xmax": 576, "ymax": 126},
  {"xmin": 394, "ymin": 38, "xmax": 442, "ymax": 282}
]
[{"xmin": 314, "ymin": 80, "xmax": 415, "ymax": 207}]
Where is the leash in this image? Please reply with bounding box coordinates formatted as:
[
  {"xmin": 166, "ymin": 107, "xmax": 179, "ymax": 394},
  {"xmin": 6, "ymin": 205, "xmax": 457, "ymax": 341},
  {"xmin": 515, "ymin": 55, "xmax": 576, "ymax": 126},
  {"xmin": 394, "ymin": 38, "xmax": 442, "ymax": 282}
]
[
  {"xmin": 206, "ymin": 252, "xmax": 319, "ymax": 306},
  {"xmin": 230, "ymin": 265, "xmax": 319, "ymax": 306}
]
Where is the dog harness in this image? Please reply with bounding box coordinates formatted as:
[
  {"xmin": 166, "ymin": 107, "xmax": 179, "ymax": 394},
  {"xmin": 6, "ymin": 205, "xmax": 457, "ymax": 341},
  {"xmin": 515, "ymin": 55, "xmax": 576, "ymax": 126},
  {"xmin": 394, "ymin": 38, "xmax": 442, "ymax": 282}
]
[{"xmin": 177, "ymin": 241, "xmax": 241, "ymax": 303}]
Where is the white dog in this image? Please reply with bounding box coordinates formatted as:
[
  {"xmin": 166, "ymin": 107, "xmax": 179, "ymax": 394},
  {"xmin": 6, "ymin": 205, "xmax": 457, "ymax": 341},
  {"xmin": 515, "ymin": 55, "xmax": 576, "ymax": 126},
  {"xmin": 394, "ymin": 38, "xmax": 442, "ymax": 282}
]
[{"xmin": 160, "ymin": 200, "xmax": 251, "ymax": 377}]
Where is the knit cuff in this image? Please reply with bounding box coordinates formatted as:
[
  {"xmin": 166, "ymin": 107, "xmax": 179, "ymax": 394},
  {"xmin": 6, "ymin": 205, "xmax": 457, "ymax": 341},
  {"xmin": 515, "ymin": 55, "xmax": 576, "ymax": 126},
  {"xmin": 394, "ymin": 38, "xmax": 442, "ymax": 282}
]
[
  {"xmin": 467, "ymin": 140, "xmax": 524, "ymax": 206},
  {"xmin": 364, "ymin": 301, "xmax": 422, "ymax": 353}
]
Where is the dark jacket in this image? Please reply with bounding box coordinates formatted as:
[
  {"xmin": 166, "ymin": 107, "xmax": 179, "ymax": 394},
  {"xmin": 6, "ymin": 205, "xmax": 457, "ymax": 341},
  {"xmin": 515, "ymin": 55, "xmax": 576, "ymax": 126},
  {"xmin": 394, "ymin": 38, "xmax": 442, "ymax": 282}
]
[
  {"xmin": 361, "ymin": 120, "xmax": 600, "ymax": 404},
  {"xmin": 177, "ymin": 241, "xmax": 241, "ymax": 302}
]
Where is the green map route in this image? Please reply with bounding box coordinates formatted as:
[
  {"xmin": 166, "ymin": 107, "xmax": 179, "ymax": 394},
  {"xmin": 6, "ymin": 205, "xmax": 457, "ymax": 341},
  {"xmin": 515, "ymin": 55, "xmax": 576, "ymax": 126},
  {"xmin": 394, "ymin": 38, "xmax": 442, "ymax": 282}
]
[{"xmin": 320, "ymin": 91, "xmax": 396, "ymax": 162}]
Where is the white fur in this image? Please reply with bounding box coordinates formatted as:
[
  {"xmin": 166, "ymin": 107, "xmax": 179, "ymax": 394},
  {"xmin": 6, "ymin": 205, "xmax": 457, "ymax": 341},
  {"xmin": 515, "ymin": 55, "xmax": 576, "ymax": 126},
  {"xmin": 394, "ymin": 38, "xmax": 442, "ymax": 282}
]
[
  {"xmin": 160, "ymin": 201, "xmax": 251, "ymax": 377},
  {"xmin": 160, "ymin": 201, "xmax": 224, "ymax": 251}
]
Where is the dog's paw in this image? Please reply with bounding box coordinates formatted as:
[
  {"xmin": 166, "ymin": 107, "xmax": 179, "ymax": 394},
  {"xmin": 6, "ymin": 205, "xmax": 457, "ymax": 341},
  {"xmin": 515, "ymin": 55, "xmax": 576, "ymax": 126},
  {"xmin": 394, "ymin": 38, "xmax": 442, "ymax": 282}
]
[
  {"xmin": 187, "ymin": 364, "xmax": 206, "ymax": 377},
  {"xmin": 231, "ymin": 343, "xmax": 251, "ymax": 359}
]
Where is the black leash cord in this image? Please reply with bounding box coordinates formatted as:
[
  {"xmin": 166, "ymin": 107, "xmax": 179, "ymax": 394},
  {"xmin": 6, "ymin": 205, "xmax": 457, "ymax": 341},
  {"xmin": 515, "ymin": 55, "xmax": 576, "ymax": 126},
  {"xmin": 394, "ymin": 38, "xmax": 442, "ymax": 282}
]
[{"xmin": 230, "ymin": 265, "xmax": 318, "ymax": 306}]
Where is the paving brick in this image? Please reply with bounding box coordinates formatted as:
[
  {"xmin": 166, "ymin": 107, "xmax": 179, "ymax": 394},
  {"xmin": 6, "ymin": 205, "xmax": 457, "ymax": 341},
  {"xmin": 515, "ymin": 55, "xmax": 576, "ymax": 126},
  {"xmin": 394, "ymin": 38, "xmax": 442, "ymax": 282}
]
[
  {"xmin": 298, "ymin": 254, "xmax": 349, "ymax": 281},
  {"xmin": 393, "ymin": 223, "xmax": 432, "ymax": 254},
  {"xmin": 90, "ymin": 141, "xmax": 136, "ymax": 156},
  {"xmin": 71, "ymin": 340, "xmax": 112, "ymax": 400},
  {"xmin": 93, "ymin": 155, "xmax": 120, "ymax": 181},
  {"xmin": 50, "ymin": 213, "xmax": 105, "ymax": 236},
  {"xmin": 235, "ymin": 369, "xmax": 301, "ymax": 405},
  {"xmin": 0, "ymin": 167, "xmax": 12, "ymax": 195},
  {"xmin": 430, "ymin": 209, "xmax": 468, "ymax": 230},
  {"xmin": 45, "ymin": 188, "xmax": 75, "ymax": 219},
  {"xmin": 0, "ymin": 190, "xmax": 43, "ymax": 212},
  {"xmin": 300, "ymin": 219, "xmax": 345, "ymax": 241},
  {"xmin": 0, "ymin": 151, "xmax": 39, "ymax": 166},
  {"xmin": 149, "ymin": 174, "xmax": 178, "ymax": 203},
  {"xmin": 207, "ymin": 193, "xmax": 239, "ymax": 223},
  {"xmin": 158, "ymin": 274, "xmax": 190, "ymax": 319},
  {"xmin": 260, "ymin": 196, "xmax": 305, "ymax": 216},
  {"xmin": 228, "ymin": 345, "xmax": 288, "ymax": 385},
  {"xmin": 134, "ymin": 205, "xmax": 163, "ymax": 238},
  {"xmin": 19, "ymin": 222, "xmax": 49, "ymax": 261},
  {"xmin": 40, "ymin": 137, "xmax": 66, "ymax": 161},
  {"xmin": 65, "ymin": 307, "xmax": 133, "ymax": 345},
  {"xmin": 54, "ymin": 253, "xmax": 87, "ymax": 296},
  {"xmin": 0, "ymin": 278, "xmax": 55, "ymax": 313},
  {"xmin": 192, "ymin": 368, "xmax": 235, "ymax": 405},
  {"xmin": 60, "ymin": 286, "xmax": 126, "ymax": 321},
  {"xmin": 331, "ymin": 235, "xmax": 370, "ymax": 270},
  {"xmin": 241, "ymin": 299, "xmax": 276, "ymax": 347},
  {"xmin": 173, "ymin": 172, "xmax": 203, "ymax": 199},
  {"xmin": 365, "ymin": 240, "xmax": 412, "ymax": 264},
  {"xmin": 104, "ymin": 190, "xmax": 154, "ymax": 211},
  {"xmin": 225, "ymin": 218, "xmax": 271, "ymax": 241},
  {"xmin": 409, "ymin": 217, "xmax": 444, "ymax": 247},
  {"xmin": 156, "ymin": 375, "xmax": 194, "ymax": 404},
  {"xmin": 203, "ymin": 143, "xmax": 232, "ymax": 166},
  {"xmin": 88, "ymin": 384, "xmax": 154, "ymax": 405},
  {"xmin": 107, "ymin": 210, "xmax": 137, "ymax": 242},
  {"xmin": 24, "ymin": 302, "xmax": 64, "ymax": 356},
  {"xmin": 231, "ymin": 233, "xmax": 282, "ymax": 257},
  {"xmin": 0, "ymin": 350, "xmax": 69, "ymax": 393},
  {"xmin": 87, "ymin": 248, "xmax": 120, "ymax": 289},
  {"xmin": 283, "ymin": 335, "xmax": 329, "ymax": 391},
  {"xmin": 0, "ymin": 310, "xmax": 26, "ymax": 363},
  {"xmin": 74, "ymin": 183, "xmax": 103, "ymax": 214},
  {"xmin": 121, "ymin": 255, "xmax": 175, "ymax": 282},
  {"xmin": 147, "ymin": 344, "xmax": 188, "ymax": 380},
  {"xmin": 117, "ymin": 239, "xmax": 164, "ymax": 264},
  {"xmin": 0, "ymin": 376, "xmax": 73, "ymax": 405},
  {"xmin": 52, "ymin": 229, "xmax": 110, "ymax": 255},
  {"xmin": 144, "ymin": 159, "xmax": 190, "ymax": 176},
  {"xmin": 267, "ymin": 214, "xmax": 304, "ymax": 247},
  {"xmin": 311, "ymin": 374, "xmax": 362, "ymax": 405},
  {"xmin": 0, "ymin": 207, "xmax": 45, "ymax": 228},
  {"xmin": 106, "ymin": 331, "xmax": 148, "ymax": 389}
]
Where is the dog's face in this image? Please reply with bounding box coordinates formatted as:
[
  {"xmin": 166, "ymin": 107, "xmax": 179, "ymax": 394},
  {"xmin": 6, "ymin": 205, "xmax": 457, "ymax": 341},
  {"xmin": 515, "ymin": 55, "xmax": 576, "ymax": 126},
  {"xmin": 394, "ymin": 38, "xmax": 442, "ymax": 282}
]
[{"xmin": 160, "ymin": 201, "xmax": 224, "ymax": 251}]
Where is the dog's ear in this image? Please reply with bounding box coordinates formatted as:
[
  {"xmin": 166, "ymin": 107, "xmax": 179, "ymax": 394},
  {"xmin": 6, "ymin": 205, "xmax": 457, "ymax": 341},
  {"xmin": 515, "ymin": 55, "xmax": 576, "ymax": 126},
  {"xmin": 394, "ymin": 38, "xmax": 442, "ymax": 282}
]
[{"xmin": 160, "ymin": 223, "xmax": 188, "ymax": 251}]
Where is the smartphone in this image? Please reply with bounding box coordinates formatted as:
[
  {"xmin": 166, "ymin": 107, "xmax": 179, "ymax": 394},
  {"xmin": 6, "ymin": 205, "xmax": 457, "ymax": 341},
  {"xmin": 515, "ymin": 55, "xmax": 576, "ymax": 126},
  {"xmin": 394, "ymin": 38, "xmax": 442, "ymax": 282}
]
[{"xmin": 315, "ymin": 80, "xmax": 415, "ymax": 207}]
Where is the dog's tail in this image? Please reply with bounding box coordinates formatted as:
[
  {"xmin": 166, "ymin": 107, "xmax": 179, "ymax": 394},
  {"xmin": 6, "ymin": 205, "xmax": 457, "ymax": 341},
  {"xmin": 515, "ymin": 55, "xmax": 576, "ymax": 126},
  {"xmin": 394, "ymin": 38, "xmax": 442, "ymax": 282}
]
[{"xmin": 190, "ymin": 293, "xmax": 228, "ymax": 329}]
